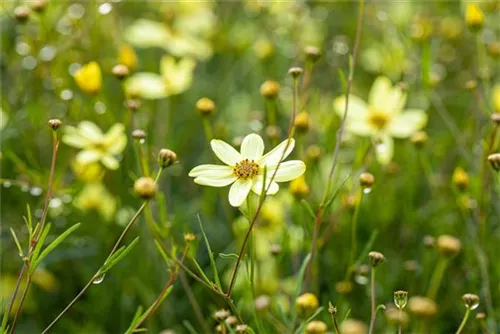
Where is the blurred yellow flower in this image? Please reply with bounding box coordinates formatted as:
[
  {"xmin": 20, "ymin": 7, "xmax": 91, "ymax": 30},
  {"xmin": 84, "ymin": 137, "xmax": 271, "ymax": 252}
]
[
  {"xmin": 493, "ymin": 84, "xmax": 500, "ymax": 113},
  {"xmin": 72, "ymin": 160, "xmax": 105, "ymax": 183},
  {"xmin": 62, "ymin": 121, "xmax": 127, "ymax": 170},
  {"xmin": 74, "ymin": 61, "xmax": 102, "ymax": 94},
  {"xmin": 124, "ymin": 56, "xmax": 196, "ymax": 99},
  {"xmin": 189, "ymin": 134, "xmax": 306, "ymax": 207},
  {"xmin": 118, "ymin": 45, "xmax": 138, "ymax": 71},
  {"xmin": 334, "ymin": 76, "xmax": 427, "ymax": 165},
  {"xmin": 465, "ymin": 3, "xmax": 484, "ymax": 30},
  {"xmin": 74, "ymin": 183, "xmax": 116, "ymax": 221}
]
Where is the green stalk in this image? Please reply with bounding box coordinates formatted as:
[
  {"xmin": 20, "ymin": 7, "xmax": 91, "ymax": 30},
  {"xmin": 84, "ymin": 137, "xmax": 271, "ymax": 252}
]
[
  {"xmin": 456, "ymin": 308, "xmax": 471, "ymax": 334},
  {"xmin": 427, "ymin": 257, "xmax": 448, "ymax": 300}
]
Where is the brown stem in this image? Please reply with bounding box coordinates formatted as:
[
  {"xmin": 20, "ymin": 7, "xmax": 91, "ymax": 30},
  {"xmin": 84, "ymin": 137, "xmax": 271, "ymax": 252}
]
[{"xmin": 368, "ymin": 268, "xmax": 376, "ymax": 334}]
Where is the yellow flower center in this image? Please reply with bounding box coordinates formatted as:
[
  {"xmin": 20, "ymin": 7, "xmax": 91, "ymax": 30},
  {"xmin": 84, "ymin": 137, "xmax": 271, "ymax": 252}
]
[
  {"xmin": 233, "ymin": 159, "xmax": 259, "ymax": 180},
  {"xmin": 368, "ymin": 109, "xmax": 391, "ymax": 130}
]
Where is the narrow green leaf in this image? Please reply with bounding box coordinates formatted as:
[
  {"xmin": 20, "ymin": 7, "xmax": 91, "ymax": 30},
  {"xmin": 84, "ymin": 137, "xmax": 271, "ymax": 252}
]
[
  {"xmin": 124, "ymin": 306, "xmax": 144, "ymax": 334},
  {"xmin": 132, "ymin": 329, "xmax": 147, "ymax": 333},
  {"xmin": 31, "ymin": 223, "xmax": 52, "ymax": 267},
  {"xmin": 294, "ymin": 307, "xmax": 324, "ymax": 334},
  {"xmin": 259, "ymin": 165, "xmax": 268, "ymax": 203},
  {"xmin": 31, "ymin": 223, "xmax": 80, "ymax": 273},
  {"xmin": 301, "ymin": 199, "xmax": 315, "ymax": 220},
  {"xmin": 26, "ymin": 204, "xmax": 32, "ymax": 233},
  {"xmin": 136, "ymin": 286, "xmax": 174, "ymax": 325},
  {"xmin": 154, "ymin": 240, "xmax": 170, "ymax": 265},
  {"xmin": 337, "ymin": 69, "xmax": 347, "ymax": 92},
  {"xmin": 324, "ymin": 174, "xmax": 350, "ymax": 212},
  {"xmin": 1, "ymin": 298, "xmax": 10, "ymax": 332},
  {"xmin": 197, "ymin": 214, "xmax": 222, "ymax": 291},
  {"xmin": 10, "ymin": 228, "xmax": 24, "ymax": 258},
  {"xmin": 183, "ymin": 320, "xmax": 198, "ymax": 334},
  {"xmin": 101, "ymin": 237, "xmax": 140, "ymax": 273},
  {"xmin": 343, "ymin": 309, "xmax": 352, "ymax": 321},
  {"xmin": 353, "ymin": 229, "xmax": 379, "ymax": 268},
  {"xmin": 376, "ymin": 304, "xmax": 386, "ymax": 314},
  {"xmin": 289, "ymin": 253, "xmax": 312, "ymax": 331},
  {"xmin": 219, "ymin": 253, "xmax": 238, "ymax": 261},
  {"xmin": 191, "ymin": 258, "xmax": 212, "ymax": 285}
]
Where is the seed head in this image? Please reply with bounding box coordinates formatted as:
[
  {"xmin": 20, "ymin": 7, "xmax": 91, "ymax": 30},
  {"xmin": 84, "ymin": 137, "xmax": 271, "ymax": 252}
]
[
  {"xmin": 30, "ymin": 0, "xmax": 47, "ymax": 13},
  {"xmin": 306, "ymin": 321, "xmax": 328, "ymax": 334},
  {"xmin": 254, "ymin": 295, "xmax": 271, "ymax": 311},
  {"xmin": 368, "ymin": 251, "xmax": 385, "ymax": 267},
  {"xmin": 465, "ymin": 4, "xmax": 484, "ymax": 31},
  {"xmin": 225, "ymin": 316, "xmax": 238, "ymax": 326},
  {"xmin": 411, "ymin": 131, "xmax": 428, "ymax": 147},
  {"xmin": 133, "ymin": 177, "xmax": 157, "ymax": 200},
  {"xmin": 14, "ymin": 6, "xmax": 30, "ymax": 22},
  {"xmin": 462, "ymin": 293, "xmax": 480, "ymax": 310},
  {"xmin": 235, "ymin": 324, "xmax": 248, "ymax": 333},
  {"xmin": 196, "ymin": 97, "xmax": 215, "ymax": 116},
  {"xmin": 112, "ymin": 64, "xmax": 129, "ymax": 80},
  {"xmin": 476, "ymin": 312, "xmax": 486, "ymax": 320},
  {"xmin": 452, "ymin": 167, "xmax": 469, "ymax": 191},
  {"xmin": 488, "ymin": 153, "xmax": 500, "ymax": 171},
  {"xmin": 48, "ymin": 119, "xmax": 62, "ymax": 131},
  {"xmin": 184, "ymin": 233, "xmax": 196, "ymax": 243},
  {"xmin": 394, "ymin": 290, "xmax": 408, "ymax": 310},
  {"xmin": 260, "ymin": 80, "xmax": 280, "ymax": 99},
  {"xmin": 289, "ymin": 176, "xmax": 309, "ymax": 199},
  {"xmin": 359, "ymin": 172, "xmax": 375, "ymax": 188},
  {"xmin": 125, "ymin": 99, "xmax": 141, "ymax": 112},
  {"xmin": 132, "ymin": 129, "xmax": 146, "ymax": 140},
  {"xmin": 158, "ymin": 149, "xmax": 177, "ymax": 168},
  {"xmin": 423, "ymin": 235, "xmax": 435, "ymax": 248},
  {"xmin": 288, "ymin": 67, "xmax": 304, "ymax": 78},
  {"xmin": 294, "ymin": 112, "xmax": 310, "ymax": 132},
  {"xmin": 408, "ymin": 296, "xmax": 438, "ymax": 318},
  {"xmin": 296, "ymin": 293, "xmax": 319, "ymax": 314},
  {"xmin": 305, "ymin": 46, "xmax": 321, "ymax": 63},
  {"xmin": 340, "ymin": 319, "xmax": 368, "ymax": 334},
  {"xmin": 436, "ymin": 234, "xmax": 461, "ymax": 257},
  {"xmin": 328, "ymin": 302, "xmax": 337, "ymax": 315},
  {"xmin": 214, "ymin": 309, "xmax": 230, "ymax": 322},
  {"xmin": 270, "ymin": 243, "xmax": 282, "ymax": 256}
]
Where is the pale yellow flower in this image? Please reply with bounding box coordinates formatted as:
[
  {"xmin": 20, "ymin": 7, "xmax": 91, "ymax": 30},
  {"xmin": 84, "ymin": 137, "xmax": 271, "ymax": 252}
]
[
  {"xmin": 74, "ymin": 183, "xmax": 116, "ymax": 221},
  {"xmin": 334, "ymin": 76, "xmax": 427, "ymax": 164},
  {"xmin": 62, "ymin": 121, "xmax": 127, "ymax": 170},
  {"xmin": 189, "ymin": 134, "xmax": 306, "ymax": 207},
  {"xmin": 71, "ymin": 160, "xmax": 105, "ymax": 183},
  {"xmin": 124, "ymin": 56, "xmax": 196, "ymax": 99},
  {"xmin": 74, "ymin": 61, "xmax": 102, "ymax": 94}
]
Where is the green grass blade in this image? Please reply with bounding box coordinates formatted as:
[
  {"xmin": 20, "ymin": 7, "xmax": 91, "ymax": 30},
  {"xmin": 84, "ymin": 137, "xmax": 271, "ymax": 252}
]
[
  {"xmin": 289, "ymin": 253, "xmax": 312, "ymax": 331},
  {"xmin": 101, "ymin": 237, "xmax": 140, "ymax": 273},
  {"xmin": 197, "ymin": 214, "xmax": 222, "ymax": 291}
]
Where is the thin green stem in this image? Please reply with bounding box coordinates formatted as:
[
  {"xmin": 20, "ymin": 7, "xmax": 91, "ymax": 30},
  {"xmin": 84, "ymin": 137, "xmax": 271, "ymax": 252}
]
[
  {"xmin": 331, "ymin": 313, "xmax": 340, "ymax": 334},
  {"xmin": 202, "ymin": 117, "xmax": 213, "ymax": 141},
  {"xmin": 398, "ymin": 308, "xmax": 402, "ymax": 334},
  {"xmin": 456, "ymin": 308, "xmax": 471, "ymax": 334},
  {"xmin": 368, "ymin": 268, "xmax": 377, "ymax": 334},
  {"xmin": 427, "ymin": 257, "xmax": 448, "ymax": 300},
  {"xmin": 350, "ymin": 190, "xmax": 363, "ymax": 269}
]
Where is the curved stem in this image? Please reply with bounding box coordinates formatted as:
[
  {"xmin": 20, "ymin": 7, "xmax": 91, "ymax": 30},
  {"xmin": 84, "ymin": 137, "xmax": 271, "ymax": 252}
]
[
  {"xmin": 427, "ymin": 257, "xmax": 448, "ymax": 300},
  {"xmin": 456, "ymin": 308, "xmax": 471, "ymax": 334},
  {"xmin": 368, "ymin": 268, "xmax": 377, "ymax": 334},
  {"xmin": 350, "ymin": 190, "xmax": 363, "ymax": 269}
]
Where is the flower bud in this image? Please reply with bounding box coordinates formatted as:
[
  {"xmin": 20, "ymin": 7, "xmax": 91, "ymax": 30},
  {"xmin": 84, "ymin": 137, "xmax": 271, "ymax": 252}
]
[
  {"xmin": 359, "ymin": 172, "xmax": 375, "ymax": 188},
  {"xmin": 306, "ymin": 321, "xmax": 327, "ymax": 334},
  {"xmin": 491, "ymin": 113, "xmax": 500, "ymax": 125},
  {"xmin": 305, "ymin": 46, "xmax": 321, "ymax": 63},
  {"xmin": 254, "ymin": 295, "xmax": 271, "ymax": 311},
  {"xmin": 465, "ymin": 80, "xmax": 477, "ymax": 91},
  {"xmin": 158, "ymin": 148, "xmax": 177, "ymax": 168},
  {"xmin": 289, "ymin": 176, "xmax": 309, "ymax": 199},
  {"xmin": 436, "ymin": 234, "xmax": 461, "ymax": 257},
  {"xmin": 196, "ymin": 97, "xmax": 215, "ymax": 116},
  {"xmin": 133, "ymin": 177, "xmax": 157, "ymax": 200},
  {"xmin": 118, "ymin": 45, "xmax": 138, "ymax": 71},
  {"xmin": 48, "ymin": 119, "xmax": 62, "ymax": 131},
  {"xmin": 296, "ymin": 293, "xmax": 319, "ymax": 314},
  {"xmin": 328, "ymin": 302, "xmax": 337, "ymax": 315},
  {"xmin": 235, "ymin": 324, "xmax": 248, "ymax": 333},
  {"xmin": 294, "ymin": 112, "xmax": 310, "ymax": 133},
  {"xmin": 488, "ymin": 41, "xmax": 500, "ymax": 59},
  {"xmin": 394, "ymin": 290, "xmax": 408, "ymax": 310},
  {"xmin": 125, "ymin": 99, "xmax": 141, "ymax": 112},
  {"xmin": 408, "ymin": 296, "xmax": 438, "ymax": 318},
  {"xmin": 112, "ymin": 64, "xmax": 129, "ymax": 80},
  {"xmin": 265, "ymin": 125, "xmax": 282, "ymax": 141},
  {"xmin": 476, "ymin": 312, "xmax": 486, "ymax": 320},
  {"xmin": 462, "ymin": 293, "xmax": 480, "ymax": 310},
  {"xmin": 488, "ymin": 153, "xmax": 500, "ymax": 171},
  {"xmin": 214, "ymin": 309, "xmax": 230, "ymax": 322},
  {"xmin": 411, "ymin": 131, "xmax": 428, "ymax": 147},
  {"xmin": 184, "ymin": 233, "xmax": 196, "ymax": 243},
  {"xmin": 14, "ymin": 6, "xmax": 30, "ymax": 23},
  {"xmin": 340, "ymin": 319, "xmax": 367, "ymax": 334},
  {"xmin": 288, "ymin": 67, "xmax": 304, "ymax": 78},
  {"xmin": 30, "ymin": 0, "xmax": 47, "ymax": 13},
  {"xmin": 225, "ymin": 316, "xmax": 238, "ymax": 326},
  {"xmin": 368, "ymin": 251, "xmax": 385, "ymax": 267},
  {"xmin": 465, "ymin": 4, "xmax": 484, "ymax": 31},
  {"xmin": 306, "ymin": 145, "xmax": 321, "ymax": 162},
  {"xmin": 74, "ymin": 61, "xmax": 102, "ymax": 95},
  {"xmin": 403, "ymin": 260, "xmax": 418, "ymax": 272},
  {"xmin": 335, "ymin": 281, "xmax": 353, "ymax": 295},
  {"xmin": 423, "ymin": 235, "xmax": 435, "ymax": 248},
  {"xmin": 452, "ymin": 167, "xmax": 469, "ymax": 191},
  {"xmin": 260, "ymin": 80, "xmax": 280, "ymax": 99},
  {"xmin": 132, "ymin": 129, "xmax": 146, "ymax": 140},
  {"xmin": 385, "ymin": 308, "xmax": 409, "ymax": 327}
]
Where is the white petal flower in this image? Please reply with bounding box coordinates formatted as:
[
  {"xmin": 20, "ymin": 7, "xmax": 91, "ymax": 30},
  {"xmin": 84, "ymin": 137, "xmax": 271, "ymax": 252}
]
[{"xmin": 189, "ymin": 133, "xmax": 306, "ymax": 207}]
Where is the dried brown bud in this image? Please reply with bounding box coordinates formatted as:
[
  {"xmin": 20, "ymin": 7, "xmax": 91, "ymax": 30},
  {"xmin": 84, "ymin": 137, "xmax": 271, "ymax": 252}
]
[
  {"xmin": 488, "ymin": 153, "xmax": 500, "ymax": 171},
  {"xmin": 196, "ymin": 97, "xmax": 215, "ymax": 116},
  {"xmin": 359, "ymin": 172, "xmax": 375, "ymax": 188},
  {"xmin": 368, "ymin": 251, "xmax": 385, "ymax": 267},
  {"xmin": 260, "ymin": 80, "xmax": 280, "ymax": 99},
  {"xmin": 30, "ymin": 0, "xmax": 47, "ymax": 13},
  {"xmin": 133, "ymin": 177, "xmax": 157, "ymax": 200},
  {"xmin": 132, "ymin": 129, "xmax": 146, "ymax": 140},
  {"xmin": 48, "ymin": 119, "xmax": 62, "ymax": 130},
  {"xmin": 462, "ymin": 293, "xmax": 480, "ymax": 310},
  {"xmin": 112, "ymin": 64, "xmax": 129, "ymax": 80},
  {"xmin": 158, "ymin": 148, "xmax": 177, "ymax": 168},
  {"xmin": 436, "ymin": 234, "xmax": 461, "ymax": 257},
  {"xmin": 14, "ymin": 6, "xmax": 30, "ymax": 22},
  {"xmin": 125, "ymin": 99, "xmax": 141, "ymax": 112},
  {"xmin": 288, "ymin": 67, "xmax": 304, "ymax": 78}
]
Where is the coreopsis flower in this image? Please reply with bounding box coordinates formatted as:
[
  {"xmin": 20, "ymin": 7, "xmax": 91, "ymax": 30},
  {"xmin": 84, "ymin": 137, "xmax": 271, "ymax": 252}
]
[
  {"xmin": 62, "ymin": 121, "xmax": 127, "ymax": 170},
  {"xmin": 334, "ymin": 76, "xmax": 427, "ymax": 164},
  {"xmin": 74, "ymin": 183, "xmax": 116, "ymax": 221},
  {"xmin": 74, "ymin": 61, "xmax": 102, "ymax": 94},
  {"xmin": 124, "ymin": 56, "xmax": 195, "ymax": 99},
  {"xmin": 189, "ymin": 134, "xmax": 306, "ymax": 207}
]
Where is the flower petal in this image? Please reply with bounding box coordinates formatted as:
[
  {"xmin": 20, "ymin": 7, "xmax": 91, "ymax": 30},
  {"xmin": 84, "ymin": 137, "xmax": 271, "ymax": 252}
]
[
  {"xmin": 387, "ymin": 110, "xmax": 427, "ymax": 138},
  {"xmin": 374, "ymin": 135, "xmax": 394, "ymax": 165},
  {"xmin": 76, "ymin": 150, "xmax": 102, "ymax": 165},
  {"xmin": 124, "ymin": 73, "xmax": 167, "ymax": 100},
  {"xmin": 333, "ymin": 95, "xmax": 369, "ymax": 120},
  {"xmin": 266, "ymin": 160, "xmax": 306, "ymax": 182},
  {"xmin": 228, "ymin": 179, "xmax": 252, "ymax": 207},
  {"xmin": 259, "ymin": 138, "xmax": 295, "ymax": 166},
  {"xmin": 101, "ymin": 155, "xmax": 120, "ymax": 170},
  {"xmin": 369, "ymin": 76, "xmax": 392, "ymax": 110},
  {"xmin": 78, "ymin": 121, "xmax": 104, "ymax": 142},
  {"xmin": 251, "ymin": 176, "xmax": 279, "ymax": 195},
  {"xmin": 189, "ymin": 165, "xmax": 234, "ymax": 178},
  {"xmin": 194, "ymin": 175, "xmax": 237, "ymax": 187},
  {"xmin": 240, "ymin": 133, "xmax": 264, "ymax": 160},
  {"xmin": 210, "ymin": 139, "xmax": 241, "ymax": 166},
  {"xmin": 62, "ymin": 130, "xmax": 90, "ymax": 148},
  {"xmin": 345, "ymin": 120, "xmax": 375, "ymax": 137}
]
